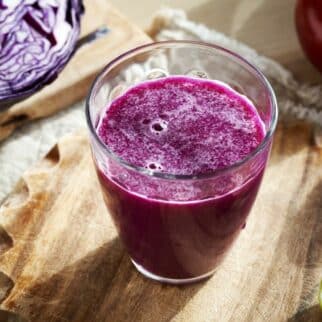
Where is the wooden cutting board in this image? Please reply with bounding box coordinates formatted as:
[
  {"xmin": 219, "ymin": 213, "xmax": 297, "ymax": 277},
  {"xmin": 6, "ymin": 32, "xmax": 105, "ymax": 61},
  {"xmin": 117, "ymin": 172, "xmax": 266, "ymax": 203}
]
[
  {"xmin": 0, "ymin": 121, "xmax": 321, "ymax": 322},
  {"xmin": 0, "ymin": 0, "xmax": 150, "ymax": 141}
]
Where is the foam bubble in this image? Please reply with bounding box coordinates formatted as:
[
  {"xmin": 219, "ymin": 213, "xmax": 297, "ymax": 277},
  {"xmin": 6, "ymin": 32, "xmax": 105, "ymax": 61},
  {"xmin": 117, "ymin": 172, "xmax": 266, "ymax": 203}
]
[
  {"xmin": 145, "ymin": 161, "xmax": 163, "ymax": 171},
  {"xmin": 150, "ymin": 119, "xmax": 168, "ymax": 134}
]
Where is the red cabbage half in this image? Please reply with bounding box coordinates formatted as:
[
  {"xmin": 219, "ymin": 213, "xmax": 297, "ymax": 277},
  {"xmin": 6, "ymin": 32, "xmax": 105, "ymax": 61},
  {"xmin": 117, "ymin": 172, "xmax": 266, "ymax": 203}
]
[{"xmin": 0, "ymin": 0, "xmax": 84, "ymax": 110}]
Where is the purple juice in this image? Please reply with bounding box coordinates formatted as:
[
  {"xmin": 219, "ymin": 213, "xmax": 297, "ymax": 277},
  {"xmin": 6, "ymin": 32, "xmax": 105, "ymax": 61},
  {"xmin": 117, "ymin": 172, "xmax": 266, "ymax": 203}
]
[{"xmin": 96, "ymin": 76, "xmax": 267, "ymax": 280}]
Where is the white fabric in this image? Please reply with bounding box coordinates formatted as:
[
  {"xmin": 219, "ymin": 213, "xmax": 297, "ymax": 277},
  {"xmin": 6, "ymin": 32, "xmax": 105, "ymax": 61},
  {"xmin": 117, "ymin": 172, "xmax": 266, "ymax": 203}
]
[
  {"xmin": 150, "ymin": 9, "xmax": 322, "ymax": 123},
  {"xmin": 1, "ymin": 8, "xmax": 322, "ymax": 202}
]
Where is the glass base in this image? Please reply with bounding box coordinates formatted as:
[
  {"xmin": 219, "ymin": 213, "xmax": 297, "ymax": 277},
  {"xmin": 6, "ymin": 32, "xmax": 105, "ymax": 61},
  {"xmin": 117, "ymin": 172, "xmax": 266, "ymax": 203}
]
[{"xmin": 131, "ymin": 259, "xmax": 216, "ymax": 285}]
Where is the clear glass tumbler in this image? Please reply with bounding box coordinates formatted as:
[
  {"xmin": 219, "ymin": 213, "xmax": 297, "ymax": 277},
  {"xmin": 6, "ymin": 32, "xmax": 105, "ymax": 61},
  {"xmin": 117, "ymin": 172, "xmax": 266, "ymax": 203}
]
[{"xmin": 86, "ymin": 41, "xmax": 278, "ymax": 284}]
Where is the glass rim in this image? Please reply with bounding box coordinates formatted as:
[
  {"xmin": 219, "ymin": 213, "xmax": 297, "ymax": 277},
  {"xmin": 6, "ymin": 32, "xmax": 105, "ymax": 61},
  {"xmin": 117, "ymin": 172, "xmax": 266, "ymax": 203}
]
[{"xmin": 86, "ymin": 40, "xmax": 278, "ymax": 180}]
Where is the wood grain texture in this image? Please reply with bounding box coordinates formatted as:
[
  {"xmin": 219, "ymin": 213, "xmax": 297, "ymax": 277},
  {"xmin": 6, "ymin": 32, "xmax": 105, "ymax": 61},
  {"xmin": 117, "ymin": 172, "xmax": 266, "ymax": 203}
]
[
  {"xmin": 0, "ymin": 122, "xmax": 321, "ymax": 322},
  {"xmin": 0, "ymin": 0, "xmax": 150, "ymax": 141}
]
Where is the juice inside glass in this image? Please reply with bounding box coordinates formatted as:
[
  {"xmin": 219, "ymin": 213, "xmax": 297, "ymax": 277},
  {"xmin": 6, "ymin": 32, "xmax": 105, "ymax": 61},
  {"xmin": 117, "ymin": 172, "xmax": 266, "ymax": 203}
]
[{"xmin": 86, "ymin": 41, "xmax": 278, "ymax": 284}]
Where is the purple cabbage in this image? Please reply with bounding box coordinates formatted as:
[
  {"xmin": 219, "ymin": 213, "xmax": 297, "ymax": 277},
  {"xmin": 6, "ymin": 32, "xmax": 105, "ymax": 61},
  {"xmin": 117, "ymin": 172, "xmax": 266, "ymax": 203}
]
[{"xmin": 0, "ymin": 0, "xmax": 84, "ymax": 110}]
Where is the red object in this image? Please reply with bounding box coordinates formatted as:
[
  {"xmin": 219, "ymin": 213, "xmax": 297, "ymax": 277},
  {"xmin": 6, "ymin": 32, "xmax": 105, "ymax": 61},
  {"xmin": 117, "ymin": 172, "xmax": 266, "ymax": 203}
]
[{"xmin": 295, "ymin": 0, "xmax": 322, "ymax": 73}]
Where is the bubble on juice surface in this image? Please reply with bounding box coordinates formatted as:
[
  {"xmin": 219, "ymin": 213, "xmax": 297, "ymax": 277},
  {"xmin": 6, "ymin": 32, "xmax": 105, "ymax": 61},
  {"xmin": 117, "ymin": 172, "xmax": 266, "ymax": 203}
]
[
  {"xmin": 146, "ymin": 161, "xmax": 163, "ymax": 171},
  {"xmin": 150, "ymin": 119, "xmax": 168, "ymax": 134}
]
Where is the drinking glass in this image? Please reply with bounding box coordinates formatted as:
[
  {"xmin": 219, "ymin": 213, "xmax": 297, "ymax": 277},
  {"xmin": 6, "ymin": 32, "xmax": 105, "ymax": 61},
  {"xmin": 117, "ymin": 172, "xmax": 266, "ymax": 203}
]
[{"xmin": 86, "ymin": 41, "xmax": 278, "ymax": 284}]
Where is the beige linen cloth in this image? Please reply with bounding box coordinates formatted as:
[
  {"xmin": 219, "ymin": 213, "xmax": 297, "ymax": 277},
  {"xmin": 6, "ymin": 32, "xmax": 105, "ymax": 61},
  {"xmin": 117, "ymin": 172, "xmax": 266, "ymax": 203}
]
[{"xmin": 1, "ymin": 8, "xmax": 322, "ymax": 202}]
